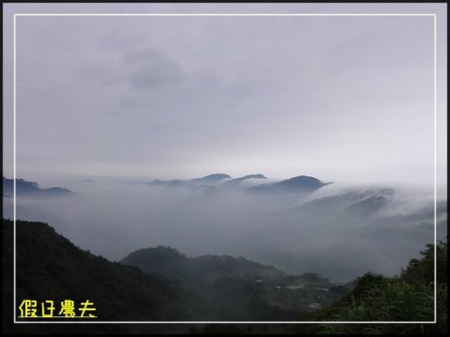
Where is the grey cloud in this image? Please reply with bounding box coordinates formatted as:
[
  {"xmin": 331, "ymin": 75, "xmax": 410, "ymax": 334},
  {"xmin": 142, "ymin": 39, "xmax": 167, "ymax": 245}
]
[
  {"xmin": 3, "ymin": 179, "xmax": 444, "ymax": 282},
  {"xmin": 122, "ymin": 49, "xmax": 186, "ymax": 90},
  {"xmin": 2, "ymin": 5, "xmax": 446, "ymax": 185}
]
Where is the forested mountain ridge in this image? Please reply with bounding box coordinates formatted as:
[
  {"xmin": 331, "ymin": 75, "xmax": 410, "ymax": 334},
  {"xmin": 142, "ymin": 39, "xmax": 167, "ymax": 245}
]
[
  {"xmin": 3, "ymin": 219, "xmax": 201, "ymax": 334},
  {"xmin": 3, "ymin": 218, "xmax": 348, "ymax": 332},
  {"xmin": 120, "ymin": 246, "xmax": 286, "ymax": 283},
  {"xmin": 120, "ymin": 245, "xmax": 350, "ymax": 321},
  {"xmin": 272, "ymin": 238, "xmax": 447, "ymax": 335},
  {"xmin": 3, "ymin": 218, "xmax": 446, "ymax": 334}
]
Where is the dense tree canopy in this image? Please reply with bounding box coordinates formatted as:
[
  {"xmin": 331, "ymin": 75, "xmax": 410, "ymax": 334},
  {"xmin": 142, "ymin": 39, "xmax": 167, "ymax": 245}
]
[{"xmin": 3, "ymin": 219, "xmax": 447, "ymax": 334}]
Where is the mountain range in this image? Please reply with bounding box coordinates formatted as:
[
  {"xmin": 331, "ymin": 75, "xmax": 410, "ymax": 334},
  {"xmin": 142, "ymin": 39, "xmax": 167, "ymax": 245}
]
[
  {"xmin": 4, "ymin": 218, "xmax": 350, "ymax": 329},
  {"xmin": 3, "ymin": 176, "xmax": 73, "ymax": 198},
  {"xmin": 4, "ymin": 218, "xmax": 445, "ymax": 334},
  {"xmin": 2, "ymin": 173, "xmax": 446, "ymax": 333},
  {"xmin": 150, "ymin": 173, "xmax": 326, "ymax": 194},
  {"xmin": 3, "ymin": 174, "xmax": 445, "ymax": 283}
]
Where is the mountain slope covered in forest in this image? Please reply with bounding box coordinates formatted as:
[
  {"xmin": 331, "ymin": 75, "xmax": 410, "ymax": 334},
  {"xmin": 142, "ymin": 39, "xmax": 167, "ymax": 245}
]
[
  {"xmin": 3, "ymin": 218, "xmax": 446, "ymax": 334},
  {"xmin": 3, "ymin": 219, "xmax": 201, "ymax": 334}
]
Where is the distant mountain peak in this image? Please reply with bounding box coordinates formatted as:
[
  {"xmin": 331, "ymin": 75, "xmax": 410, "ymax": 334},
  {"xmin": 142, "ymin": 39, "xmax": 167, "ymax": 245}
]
[
  {"xmin": 150, "ymin": 179, "xmax": 187, "ymax": 187},
  {"xmin": 279, "ymin": 175, "xmax": 322, "ymax": 185},
  {"xmin": 225, "ymin": 174, "xmax": 267, "ymax": 186},
  {"xmin": 148, "ymin": 173, "xmax": 327, "ymax": 195},
  {"xmin": 3, "ymin": 176, "xmax": 73, "ymax": 198},
  {"xmin": 191, "ymin": 173, "xmax": 231, "ymax": 183},
  {"xmin": 250, "ymin": 175, "xmax": 323, "ymax": 193},
  {"xmin": 243, "ymin": 174, "xmax": 266, "ymax": 179}
]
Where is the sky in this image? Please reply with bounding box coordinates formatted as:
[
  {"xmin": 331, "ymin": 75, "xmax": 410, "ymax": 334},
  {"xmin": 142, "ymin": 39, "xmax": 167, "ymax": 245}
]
[{"xmin": 2, "ymin": 3, "xmax": 447, "ymax": 186}]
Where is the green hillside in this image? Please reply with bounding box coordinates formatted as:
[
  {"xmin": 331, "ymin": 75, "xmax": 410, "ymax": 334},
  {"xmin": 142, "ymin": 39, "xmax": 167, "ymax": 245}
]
[
  {"xmin": 3, "ymin": 219, "xmax": 200, "ymax": 334},
  {"xmin": 274, "ymin": 238, "xmax": 448, "ymax": 335},
  {"xmin": 3, "ymin": 218, "xmax": 347, "ymax": 332},
  {"xmin": 3, "ymin": 218, "xmax": 446, "ymax": 334},
  {"xmin": 121, "ymin": 246, "xmax": 286, "ymax": 284},
  {"xmin": 120, "ymin": 246, "xmax": 349, "ymax": 321}
]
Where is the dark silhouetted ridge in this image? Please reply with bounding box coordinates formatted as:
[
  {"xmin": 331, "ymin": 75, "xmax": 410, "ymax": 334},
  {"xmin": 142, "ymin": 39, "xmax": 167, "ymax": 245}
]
[
  {"xmin": 3, "ymin": 176, "xmax": 72, "ymax": 198},
  {"xmin": 191, "ymin": 173, "xmax": 231, "ymax": 183},
  {"xmin": 251, "ymin": 175, "xmax": 323, "ymax": 193}
]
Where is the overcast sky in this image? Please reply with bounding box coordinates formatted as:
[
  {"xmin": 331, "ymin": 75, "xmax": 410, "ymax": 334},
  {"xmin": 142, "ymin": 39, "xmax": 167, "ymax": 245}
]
[{"xmin": 2, "ymin": 3, "xmax": 447, "ymax": 186}]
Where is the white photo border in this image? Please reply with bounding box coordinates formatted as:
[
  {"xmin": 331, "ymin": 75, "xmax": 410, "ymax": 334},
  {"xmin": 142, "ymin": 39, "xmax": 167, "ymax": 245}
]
[{"xmin": 12, "ymin": 12, "xmax": 438, "ymax": 324}]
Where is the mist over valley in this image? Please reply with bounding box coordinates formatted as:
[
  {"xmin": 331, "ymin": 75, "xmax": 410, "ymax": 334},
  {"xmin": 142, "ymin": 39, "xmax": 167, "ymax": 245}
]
[{"xmin": 3, "ymin": 173, "xmax": 445, "ymax": 282}]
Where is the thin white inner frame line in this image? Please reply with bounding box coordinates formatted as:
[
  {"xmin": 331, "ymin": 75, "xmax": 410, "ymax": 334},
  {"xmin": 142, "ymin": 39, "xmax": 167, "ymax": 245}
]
[
  {"xmin": 15, "ymin": 13, "xmax": 435, "ymax": 16},
  {"xmin": 13, "ymin": 12, "xmax": 438, "ymax": 324},
  {"xmin": 433, "ymin": 11, "xmax": 438, "ymax": 324}
]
